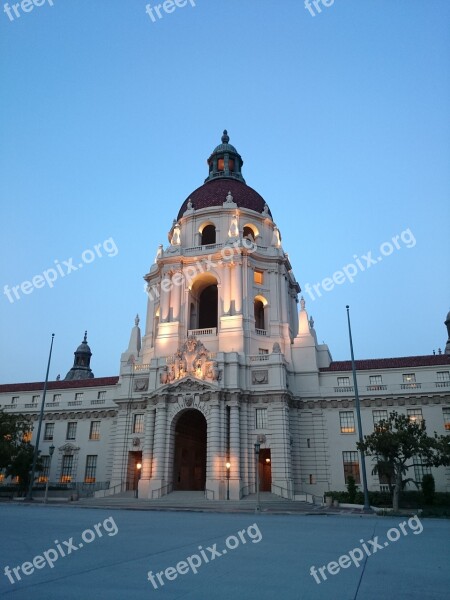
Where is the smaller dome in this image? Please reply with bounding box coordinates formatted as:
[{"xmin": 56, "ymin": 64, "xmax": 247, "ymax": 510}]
[{"xmin": 76, "ymin": 332, "xmax": 92, "ymax": 354}]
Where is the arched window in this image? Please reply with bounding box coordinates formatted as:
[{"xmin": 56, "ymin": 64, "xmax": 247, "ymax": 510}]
[
  {"xmin": 201, "ymin": 224, "xmax": 216, "ymax": 245},
  {"xmin": 254, "ymin": 299, "xmax": 265, "ymax": 330},
  {"xmin": 188, "ymin": 274, "xmax": 218, "ymax": 332},
  {"xmin": 243, "ymin": 226, "xmax": 255, "ymax": 241},
  {"xmin": 199, "ymin": 285, "xmax": 218, "ymax": 328}
]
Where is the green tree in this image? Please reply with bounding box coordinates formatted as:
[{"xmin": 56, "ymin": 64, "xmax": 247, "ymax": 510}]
[
  {"xmin": 6, "ymin": 443, "xmax": 43, "ymax": 495},
  {"xmin": 346, "ymin": 474, "xmax": 357, "ymax": 503},
  {"xmin": 0, "ymin": 410, "xmax": 32, "ymax": 470},
  {"xmin": 357, "ymin": 411, "xmax": 450, "ymax": 511}
]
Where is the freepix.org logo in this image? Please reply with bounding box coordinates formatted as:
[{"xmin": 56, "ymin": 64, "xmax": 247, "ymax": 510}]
[{"xmin": 3, "ymin": 238, "xmax": 119, "ymax": 304}]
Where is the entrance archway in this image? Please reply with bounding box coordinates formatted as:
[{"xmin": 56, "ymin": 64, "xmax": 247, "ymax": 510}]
[{"xmin": 173, "ymin": 410, "xmax": 207, "ymax": 491}]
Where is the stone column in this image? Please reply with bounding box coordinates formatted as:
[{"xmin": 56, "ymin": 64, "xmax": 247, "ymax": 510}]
[
  {"xmin": 233, "ymin": 261, "xmax": 242, "ymax": 314},
  {"xmin": 141, "ymin": 407, "xmax": 156, "ymax": 480},
  {"xmin": 160, "ymin": 273, "xmax": 171, "ymax": 323},
  {"xmin": 110, "ymin": 406, "xmax": 130, "ymax": 488},
  {"xmin": 223, "ymin": 263, "xmax": 231, "ymax": 315},
  {"xmin": 170, "ymin": 270, "xmax": 182, "ymax": 322},
  {"xmin": 229, "ymin": 402, "xmax": 241, "ymax": 499},
  {"xmin": 270, "ymin": 398, "xmax": 293, "ymax": 497},
  {"xmin": 206, "ymin": 399, "xmax": 221, "ymax": 499},
  {"xmin": 240, "ymin": 398, "xmax": 249, "ymax": 486},
  {"xmin": 148, "ymin": 402, "xmax": 167, "ymax": 497},
  {"xmin": 138, "ymin": 406, "xmax": 156, "ymax": 497},
  {"xmin": 280, "ymin": 272, "xmax": 288, "ymax": 324}
]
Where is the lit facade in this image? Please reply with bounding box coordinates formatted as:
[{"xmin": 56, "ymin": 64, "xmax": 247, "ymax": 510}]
[{"xmin": 1, "ymin": 132, "xmax": 449, "ymax": 500}]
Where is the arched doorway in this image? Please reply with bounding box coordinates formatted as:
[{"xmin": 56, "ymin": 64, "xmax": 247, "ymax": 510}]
[{"xmin": 173, "ymin": 410, "xmax": 207, "ymax": 491}]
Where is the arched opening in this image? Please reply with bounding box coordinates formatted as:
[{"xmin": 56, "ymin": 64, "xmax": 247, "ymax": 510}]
[
  {"xmin": 254, "ymin": 299, "xmax": 265, "ymax": 330},
  {"xmin": 243, "ymin": 224, "xmax": 258, "ymax": 241},
  {"xmin": 173, "ymin": 410, "xmax": 207, "ymax": 491},
  {"xmin": 189, "ymin": 274, "xmax": 218, "ymax": 331},
  {"xmin": 199, "ymin": 285, "xmax": 218, "ymax": 329},
  {"xmin": 201, "ymin": 224, "xmax": 216, "ymax": 245}
]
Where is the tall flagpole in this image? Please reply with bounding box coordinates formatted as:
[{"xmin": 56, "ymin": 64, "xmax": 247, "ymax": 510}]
[
  {"xmin": 345, "ymin": 307, "xmax": 371, "ymax": 512},
  {"xmin": 26, "ymin": 334, "xmax": 55, "ymax": 501}
]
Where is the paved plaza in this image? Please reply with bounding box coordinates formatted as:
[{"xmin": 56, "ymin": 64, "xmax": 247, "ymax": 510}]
[{"xmin": 0, "ymin": 505, "xmax": 449, "ymax": 599}]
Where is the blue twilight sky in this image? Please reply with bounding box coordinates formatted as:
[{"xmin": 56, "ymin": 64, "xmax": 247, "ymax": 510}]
[{"xmin": 0, "ymin": 0, "xmax": 449, "ymax": 384}]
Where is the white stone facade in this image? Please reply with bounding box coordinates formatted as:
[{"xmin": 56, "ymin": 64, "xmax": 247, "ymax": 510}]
[{"xmin": 1, "ymin": 133, "xmax": 449, "ymax": 501}]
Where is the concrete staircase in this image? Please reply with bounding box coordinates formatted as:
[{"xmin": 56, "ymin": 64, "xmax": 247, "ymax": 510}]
[{"xmin": 76, "ymin": 491, "xmax": 320, "ymax": 513}]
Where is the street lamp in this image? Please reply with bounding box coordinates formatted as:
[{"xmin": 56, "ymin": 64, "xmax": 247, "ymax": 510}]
[
  {"xmin": 44, "ymin": 444, "xmax": 55, "ymax": 504},
  {"xmin": 225, "ymin": 461, "xmax": 231, "ymax": 500},
  {"xmin": 254, "ymin": 442, "xmax": 261, "ymax": 513},
  {"xmin": 135, "ymin": 462, "xmax": 142, "ymax": 498}
]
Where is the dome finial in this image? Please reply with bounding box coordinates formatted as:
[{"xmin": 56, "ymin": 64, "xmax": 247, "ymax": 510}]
[
  {"xmin": 83, "ymin": 331, "xmax": 88, "ymax": 343},
  {"xmin": 221, "ymin": 129, "xmax": 229, "ymax": 144}
]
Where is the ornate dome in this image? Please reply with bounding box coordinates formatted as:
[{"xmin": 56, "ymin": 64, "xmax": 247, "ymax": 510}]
[
  {"xmin": 177, "ymin": 131, "xmax": 272, "ymax": 220},
  {"xmin": 178, "ymin": 178, "xmax": 270, "ymax": 220}
]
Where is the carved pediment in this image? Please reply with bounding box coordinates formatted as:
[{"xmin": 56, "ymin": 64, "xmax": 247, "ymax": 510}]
[
  {"xmin": 154, "ymin": 376, "xmax": 216, "ymax": 396},
  {"xmin": 58, "ymin": 443, "xmax": 80, "ymax": 454},
  {"xmin": 159, "ymin": 336, "xmax": 221, "ymax": 386}
]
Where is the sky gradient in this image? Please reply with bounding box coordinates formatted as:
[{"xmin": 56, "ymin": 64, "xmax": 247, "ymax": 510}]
[{"xmin": 1, "ymin": 0, "xmax": 449, "ymax": 383}]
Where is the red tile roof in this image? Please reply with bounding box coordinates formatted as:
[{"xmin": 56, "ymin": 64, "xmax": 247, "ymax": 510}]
[
  {"xmin": 0, "ymin": 376, "xmax": 119, "ymax": 394},
  {"xmin": 177, "ymin": 178, "xmax": 269, "ymax": 220},
  {"xmin": 320, "ymin": 355, "xmax": 450, "ymax": 372}
]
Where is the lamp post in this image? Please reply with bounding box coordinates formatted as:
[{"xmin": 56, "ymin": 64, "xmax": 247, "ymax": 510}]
[
  {"xmin": 254, "ymin": 442, "xmax": 261, "ymax": 513},
  {"xmin": 26, "ymin": 333, "xmax": 55, "ymax": 501},
  {"xmin": 44, "ymin": 444, "xmax": 55, "ymax": 504},
  {"xmin": 346, "ymin": 306, "xmax": 371, "ymax": 513},
  {"xmin": 225, "ymin": 462, "xmax": 231, "ymax": 500},
  {"xmin": 135, "ymin": 462, "xmax": 142, "ymax": 498}
]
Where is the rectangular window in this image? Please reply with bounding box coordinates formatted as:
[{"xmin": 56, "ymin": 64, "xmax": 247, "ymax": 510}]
[
  {"xmin": 11, "ymin": 396, "xmax": 19, "ymax": 405},
  {"xmin": 372, "ymin": 410, "xmax": 388, "ymax": 427},
  {"xmin": 437, "ymin": 371, "xmax": 450, "ymax": 382},
  {"xmin": 44, "ymin": 423, "xmax": 54, "ymax": 441},
  {"xmin": 53, "ymin": 394, "xmax": 61, "ymax": 402},
  {"xmin": 133, "ymin": 414, "xmax": 144, "ymax": 434},
  {"xmin": 84, "ymin": 455, "xmax": 97, "ymax": 483},
  {"xmin": 443, "ymin": 408, "xmax": 450, "ymax": 431},
  {"xmin": 66, "ymin": 422, "xmax": 77, "ymax": 440},
  {"xmin": 254, "ymin": 270, "xmax": 264, "ymax": 285},
  {"xmin": 343, "ymin": 451, "xmax": 361, "ymax": 484},
  {"xmin": 32, "ymin": 395, "xmax": 40, "ymax": 404},
  {"xmin": 407, "ymin": 409, "xmax": 423, "ymax": 423},
  {"xmin": 337, "ymin": 377, "xmax": 350, "ymax": 387},
  {"xmin": 369, "ymin": 375, "xmax": 383, "ymax": 385},
  {"xmin": 413, "ymin": 460, "xmax": 431, "ymax": 485},
  {"xmin": 255, "ymin": 408, "xmax": 267, "ymax": 429},
  {"xmin": 60, "ymin": 455, "xmax": 74, "ymax": 483},
  {"xmin": 89, "ymin": 421, "xmax": 101, "ymax": 440},
  {"xmin": 38, "ymin": 455, "xmax": 51, "ymax": 483},
  {"xmin": 75, "ymin": 392, "xmax": 84, "ymax": 401},
  {"xmin": 97, "ymin": 391, "xmax": 106, "ymax": 400},
  {"xmin": 339, "ymin": 411, "xmax": 355, "ymax": 434},
  {"xmin": 258, "ymin": 348, "xmax": 269, "ymax": 355},
  {"xmin": 403, "ymin": 373, "xmax": 416, "ymax": 383}
]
